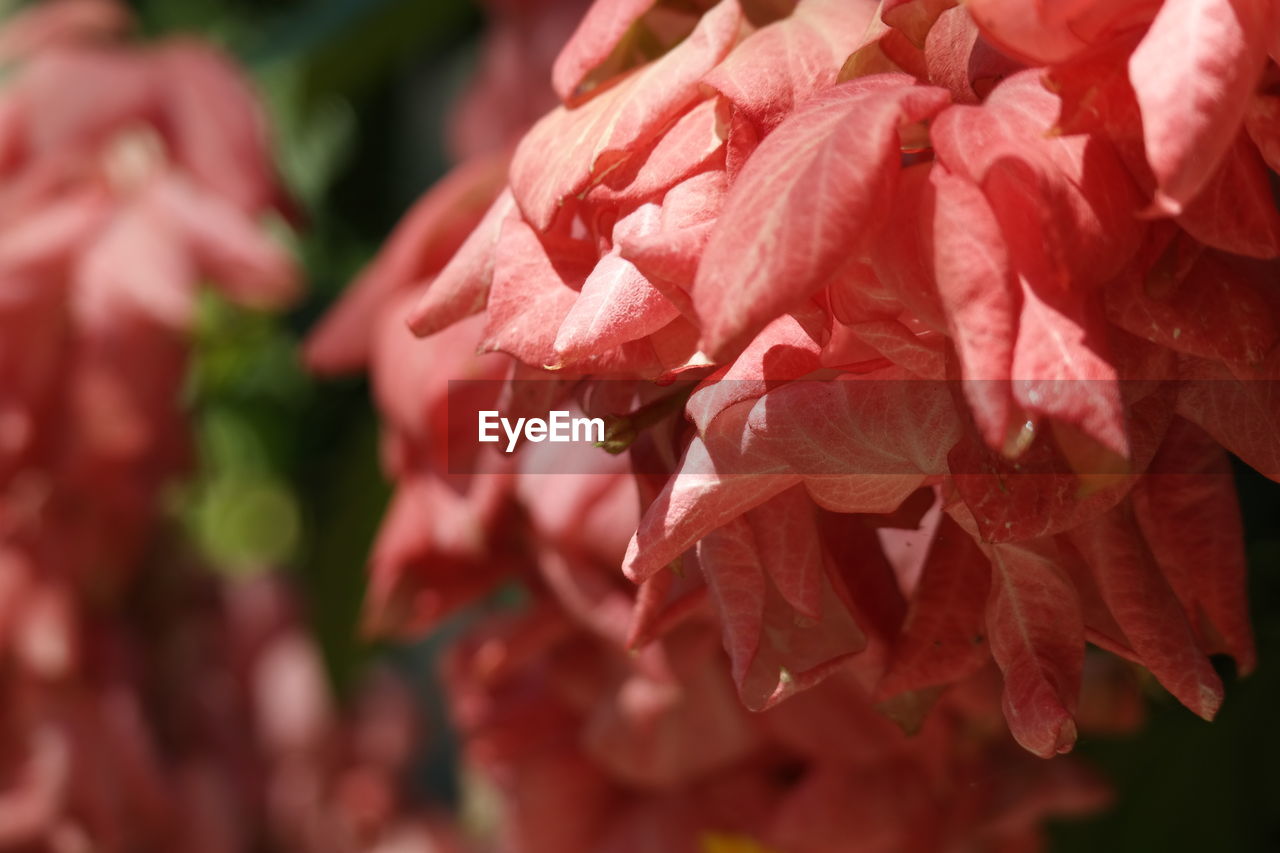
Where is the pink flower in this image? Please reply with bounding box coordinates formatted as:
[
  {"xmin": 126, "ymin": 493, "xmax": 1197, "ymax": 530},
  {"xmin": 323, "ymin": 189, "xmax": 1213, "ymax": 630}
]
[
  {"xmin": 444, "ymin": 604, "xmax": 1112, "ymax": 852},
  {"xmin": 0, "ymin": 2, "xmax": 297, "ymax": 581},
  {"xmin": 310, "ymin": 0, "xmax": 1280, "ymax": 848}
]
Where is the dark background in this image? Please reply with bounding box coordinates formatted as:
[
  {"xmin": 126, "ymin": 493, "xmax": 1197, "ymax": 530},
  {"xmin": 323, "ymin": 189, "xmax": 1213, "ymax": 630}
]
[{"xmin": 122, "ymin": 1, "xmax": 1280, "ymax": 849}]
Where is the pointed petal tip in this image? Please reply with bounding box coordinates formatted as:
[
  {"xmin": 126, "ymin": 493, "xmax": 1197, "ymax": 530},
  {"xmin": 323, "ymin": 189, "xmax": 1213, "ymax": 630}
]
[
  {"xmin": 404, "ymin": 300, "xmax": 441, "ymax": 338},
  {"xmin": 1010, "ymin": 705, "xmax": 1079, "ymax": 759},
  {"xmin": 1054, "ymin": 717, "xmax": 1079, "ymax": 755},
  {"xmin": 620, "ymin": 537, "xmax": 651, "ymax": 585},
  {"xmin": 550, "ymin": 334, "xmax": 573, "ymax": 362},
  {"xmin": 1193, "ymin": 680, "xmax": 1224, "ymax": 722}
]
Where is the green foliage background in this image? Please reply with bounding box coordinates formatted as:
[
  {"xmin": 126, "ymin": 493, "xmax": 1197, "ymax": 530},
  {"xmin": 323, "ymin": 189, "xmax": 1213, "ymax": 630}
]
[{"xmin": 125, "ymin": 1, "xmax": 1280, "ymax": 848}]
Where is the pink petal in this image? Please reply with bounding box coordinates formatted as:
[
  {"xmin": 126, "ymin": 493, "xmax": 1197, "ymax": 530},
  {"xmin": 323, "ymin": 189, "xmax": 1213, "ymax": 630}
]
[
  {"xmin": 966, "ymin": 0, "xmax": 1158, "ymax": 65},
  {"xmin": 750, "ymin": 486, "xmax": 825, "ymax": 619},
  {"xmin": 370, "ymin": 295, "xmax": 506, "ymax": 442},
  {"xmin": 695, "ymin": 75, "xmax": 951, "ymax": 357},
  {"xmin": 877, "ymin": 513, "xmax": 991, "ymax": 698},
  {"xmin": 1175, "ymin": 352, "xmax": 1280, "ymax": 481},
  {"xmin": 154, "ymin": 41, "xmax": 278, "ymax": 213},
  {"xmin": 1070, "ymin": 501, "xmax": 1224, "ymax": 720},
  {"xmin": 585, "ymin": 96, "xmax": 728, "ymax": 206},
  {"xmin": 923, "ymin": 5, "xmax": 1024, "ymax": 103},
  {"xmin": 150, "ymin": 178, "xmax": 298, "ymax": 310},
  {"xmin": 306, "ymin": 156, "xmax": 507, "ymax": 373},
  {"xmin": 702, "ymin": 0, "xmax": 880, "ymax": 133},
  {"xmin": 947, "ymin": 367, "xmax": 1177, "ymax": 545},
  {"xmin": 511, "ymin": 0, "xmax": 742, "ymax": 231},
  {"xmin": 883, "ymin": 0, "xmax": 958, "ymax": 47},
  {"xmin": 550, "ymin": 0, "xmax": 657, "ymax": 102},
  {"xmin": 865, "ymin": 162, "xmax": 947, "ymax": 331},
  {"xmin": 685, "ymin": 313, "xmax": 823, "ymax": 434},
  {"xmin": 984, "ymin": 536, "xmax": 1083, "ymax": 757},
  {"xmin": 1174, "ymin": 131, "xmax": 1280, "ymax": 258},
  {"xmin": 0, "ymin": 0, "xmax": 130, "ymax": 61},
  {"xmin": 18, "ymin": 47, "xmax": 154, "ymax": 155},
  {"xmin": 930, "ymin": 164, "xmax": 1017, "ymax": 451},
  {"xmin": 622, "ymin": 400, "xmax": 802, "ymax": 584},
  {"xmin": 1129, "ymin": 0, "xmax": 1272, "ymax": 213},
  {"xmin": 846, "ymin": 320, "xmax": 947, "ymax": 379},
  {"xmin": 552, "ymin": 250, "xmax": 680, "ymax": 364},
  {"xmin": 407, "ymin": 188, "xmax": 516, "ymax": 337},
  {"xmin": 479, "ymin": 217, "xmax": 591, "ymax": 367},
  {"xmin": 1106, "ymin": 243, "xmax": 1278, "ymax": 367},
  {"xmin": 1134, "ymin": 418, "xmax": 1256, "ymax": 673},
  {"xmin": 745, "ymin": 370, "xmax": 961, "ymax": 514},
  {"xmin": 698, "ymin": 488, "xmax": 866, "ymax": 710},
  {"xmin": 73, "ymin": 201, "xmax": 196, "ymax": 330},
  {"xmin": 1011, "ymin": 273, "xmax": 1128, "ymax": 459},
  {"xmin": 617, "ymin": 167, "xmax": 728, "ymax": 296}
]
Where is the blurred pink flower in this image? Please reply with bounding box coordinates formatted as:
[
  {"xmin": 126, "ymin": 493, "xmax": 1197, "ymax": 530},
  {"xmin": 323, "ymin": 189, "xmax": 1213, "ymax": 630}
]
[{"xmin": 0, "ymin": 0, "xmax": 297, "ymax": 582}]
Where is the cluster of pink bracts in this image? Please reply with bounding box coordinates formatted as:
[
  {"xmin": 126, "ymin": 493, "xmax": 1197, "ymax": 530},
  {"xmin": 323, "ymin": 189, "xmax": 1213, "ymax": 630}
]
[
  {"xmin": 0, "ymin": 0, "xmax": 1274, "ymax": 849},
  {"xmin": 312, "ymin": 0, "xmax": 1280, "ymax": 851},
  {"xmin": 0, "ymin": 2, "xmax": 458, "ymax": 850}
]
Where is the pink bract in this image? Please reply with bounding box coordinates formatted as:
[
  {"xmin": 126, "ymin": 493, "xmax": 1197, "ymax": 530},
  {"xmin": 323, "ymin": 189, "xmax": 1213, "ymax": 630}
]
[{"xmin": 308, "ymin": 0, "xmax": 1280, "ymax": 848}]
